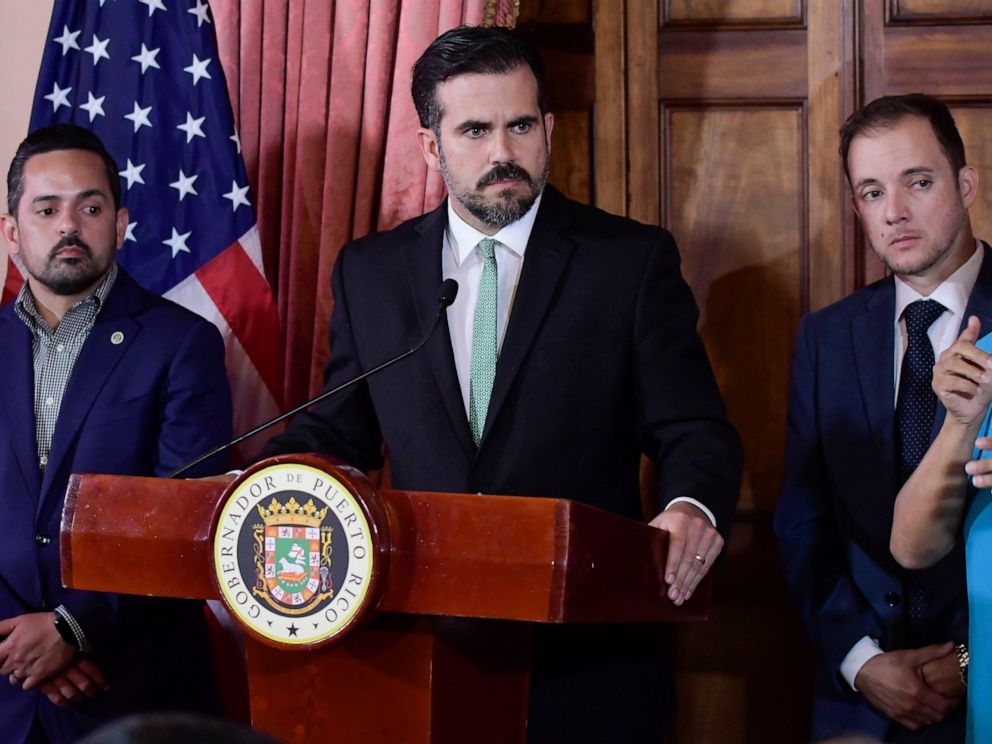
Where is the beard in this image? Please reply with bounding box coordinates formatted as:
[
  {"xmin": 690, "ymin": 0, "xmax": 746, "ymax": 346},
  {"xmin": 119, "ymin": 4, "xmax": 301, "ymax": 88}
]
[
  {"xmin": 28, "ymin": 236, "xmax": 110, "ymax": 296},
  {"xmin": 872, "ymin": 221, "xmax": 965, "ymax": 279},
  {"xmin": 441, "ymin": 150, "xmax": 550, "ymax": 230}
]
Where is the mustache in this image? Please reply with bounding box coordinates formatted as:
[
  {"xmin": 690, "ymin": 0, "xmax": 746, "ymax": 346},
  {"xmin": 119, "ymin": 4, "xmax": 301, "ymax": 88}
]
[
  {"xmin": 48, "ymin": 235, "xmax": 93, "ymax": 259},
  {"xmin": 477, "ymin": 163, "xmax": 533, "ymax": 189}
]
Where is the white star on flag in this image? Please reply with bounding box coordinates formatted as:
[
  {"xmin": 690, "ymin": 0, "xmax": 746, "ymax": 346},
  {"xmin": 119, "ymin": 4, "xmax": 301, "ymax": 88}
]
[
  {"xmin": 138, "ymin": 0, "xmax": 167, "ymax": 17},
  {"xmin": 230, "ymin": 130, "xmax": 241, "ymax": 154},
  {"xmin": 188, "ymin": 0, "xmax": 211, "ymax": 27},
  {"xmin": 163, "ymin": 227, "xmax": 192, "ymax": 258},
  {"xmin": 120, "ymin": 158, "xmax": 146, "ymax": 189},
  {"xmin": 84, "ymin": 35, "xmax": 110, "ymax": 65},
  {"xmin": 53, "ymin": 26, "xmax": 81, "ymax": 55},
  {"xmin": 183, "ymin": 54, "xmax": 212, "ymax": 86},
  {"xmin": 125, "ymin": 221, "xmax": 137, "ymax": 242},
  {"xmin": 43, "ymin": 82, "xmax": 72, "ymax": 112},
  {"xmin": 131, "ymin": 44, "xmax": 160, "ymax": 74},
  {"xmin": 79, "ymin": 92, "xmax": 106, "ymax": 122},
  {"xmin": 169, "ymin": 169, "xmax": 199, "ymax": 201},
  {"xmin": 222, "ymin": 181, "xmax": 251, "ymax": 211},
  {"xmin": 177, "ymin": 112, "xmax": 207, "ymax": 143},
  {"xmin": 124, "ymin": 102, "xmax": 153, "ymax": 132}
]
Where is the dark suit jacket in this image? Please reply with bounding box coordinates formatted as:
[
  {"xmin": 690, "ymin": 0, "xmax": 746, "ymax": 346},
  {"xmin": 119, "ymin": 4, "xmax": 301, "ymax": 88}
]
[
  {"xmin": 0, "ymin": 269, "xmax": 232, "ymax": 743},
  {"xmin": 263, "ymin": 186, "xmax": 742, "ymax": 742},
  {"xmin": 774, "ymin": 246, "xmax": 991, "ymax": 742}
]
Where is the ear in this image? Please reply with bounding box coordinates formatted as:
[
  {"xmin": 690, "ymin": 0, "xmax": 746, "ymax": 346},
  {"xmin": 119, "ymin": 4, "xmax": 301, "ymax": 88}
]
[
  {"xmin": 959, "ymin": 165, "xmax": 979, "ymax": 209},
  {"xmin": 1, "ymin": 214, "xmax": 20, "ymax": 256},
  {"xmin": 543, "ymin": 112, "xmax": 555, "ymax": 151},
  {"xmin": 418, "ymin": 128, "xmax": 442, "ymax": 173},
  {"xmin": 115, "ymin": 207, "xmax": 129, "ymax": 251}
]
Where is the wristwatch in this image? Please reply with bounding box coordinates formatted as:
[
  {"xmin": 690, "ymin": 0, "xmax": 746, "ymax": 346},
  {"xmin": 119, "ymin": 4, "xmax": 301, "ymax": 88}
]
[
  {"xmin": 53, "ymin": 609, "xmax": 84, "ymax": 653},
  {"xmin": 956, "ymin": 642, "xmax": 970, "ymax": 687}
]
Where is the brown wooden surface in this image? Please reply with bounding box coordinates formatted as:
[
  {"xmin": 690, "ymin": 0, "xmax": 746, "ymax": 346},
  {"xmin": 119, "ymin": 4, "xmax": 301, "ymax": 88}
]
[
  {"xmin": 62, "ymin": 458, "xmax": 710, "ymax": 742},
  {"xmin": 62, "ymin": 466, "xmax": 709, "ymax": 624},
  {"xmin": 61, "ymin": 474, "xmax": 225, "ymax": 599},
  {"xmin": 663, "ymin": 0, "xmax": 804, "ymax": 27},
  {"xmin": 245, "ymin": 618, "xmax": 531, "ymax": 744}
]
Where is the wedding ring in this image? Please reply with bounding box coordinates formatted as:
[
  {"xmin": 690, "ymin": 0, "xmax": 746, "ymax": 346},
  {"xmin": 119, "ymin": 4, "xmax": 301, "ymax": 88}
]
[
  {"xmin": 8, "ymin": 672, "xmax": 19, "ymax": 685},
  {"xmin": 693, "ymin": 554, "xmax": 705, "ymax": 565}
]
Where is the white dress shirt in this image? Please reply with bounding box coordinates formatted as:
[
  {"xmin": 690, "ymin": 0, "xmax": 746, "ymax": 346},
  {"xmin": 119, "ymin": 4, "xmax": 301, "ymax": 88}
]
[
  {"xmin": 440, "ymin": 194, "xmax": 716, "ymax": 526},
  {"xmin": 841, "ymin": 240, "xmax": 983, "ymax": 690}
]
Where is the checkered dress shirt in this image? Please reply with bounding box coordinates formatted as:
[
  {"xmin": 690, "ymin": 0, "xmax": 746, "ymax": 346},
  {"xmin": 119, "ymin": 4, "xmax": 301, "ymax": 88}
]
[{"xmin": 13, "ymin": 264, "xmax": 117, "ymax": 473}]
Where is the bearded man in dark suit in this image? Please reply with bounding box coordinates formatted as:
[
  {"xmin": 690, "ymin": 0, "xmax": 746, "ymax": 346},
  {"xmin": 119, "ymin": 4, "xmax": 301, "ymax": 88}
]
[{"xmin": 262, "ymin": 25, "xmax": 741, "ymax": 743}]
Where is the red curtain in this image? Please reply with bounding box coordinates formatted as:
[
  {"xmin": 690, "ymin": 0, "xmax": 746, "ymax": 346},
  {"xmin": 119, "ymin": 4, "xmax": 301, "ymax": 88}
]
[{"xmin": 210, "ymin": 0, "xmax": 516, "ymax": 408}]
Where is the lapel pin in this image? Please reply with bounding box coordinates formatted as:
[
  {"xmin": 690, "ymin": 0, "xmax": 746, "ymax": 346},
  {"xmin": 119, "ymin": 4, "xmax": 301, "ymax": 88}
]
[{"xmin": 111, "ymin": 331, "xmax": 125, "ymax": 345}]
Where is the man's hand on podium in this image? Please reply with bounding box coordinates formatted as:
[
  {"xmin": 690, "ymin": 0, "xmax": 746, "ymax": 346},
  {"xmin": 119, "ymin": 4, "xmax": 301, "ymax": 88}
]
[{"xmin": 650, "ymin": 502, "xmax": 724, "ymax": 606}]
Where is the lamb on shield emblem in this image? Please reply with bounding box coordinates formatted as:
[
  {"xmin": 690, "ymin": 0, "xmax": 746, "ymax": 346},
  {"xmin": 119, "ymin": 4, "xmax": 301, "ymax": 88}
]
[{"xmin": 252, "ymin": 496, "xmax": 334, "ymax": 614}]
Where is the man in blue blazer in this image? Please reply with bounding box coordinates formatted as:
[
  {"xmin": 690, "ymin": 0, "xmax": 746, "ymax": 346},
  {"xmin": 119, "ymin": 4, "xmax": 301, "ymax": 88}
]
[
  {"xmin": 776, "ymin": 95, "xmax": 980, "ymax": 742},
  {"xmin": 261, "ymin": 27, "xmax": 742, "ymax": 743},
  {"xmin": 0, "ymin": 124, "xmax": 232, "ymax": 742}
]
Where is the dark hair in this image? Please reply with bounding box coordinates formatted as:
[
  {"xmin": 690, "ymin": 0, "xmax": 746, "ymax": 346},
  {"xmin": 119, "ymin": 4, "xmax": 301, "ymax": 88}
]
[
  {"xmin": 411, "ymin": 25, "xmax": 547, "ymax": 132},
  {"xmin": 839, "ymin": 93, "xmax": 966, "ymax": 185},
  {"xmin": 7, "ymin": 123, "xmax": 121, "ymax": 215}
]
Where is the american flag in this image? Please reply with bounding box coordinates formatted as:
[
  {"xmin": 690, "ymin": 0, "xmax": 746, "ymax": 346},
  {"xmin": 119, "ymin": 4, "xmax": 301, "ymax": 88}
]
[{"xmin": 10, "ymin": 0, "xmax": 282, "ymax": 452}]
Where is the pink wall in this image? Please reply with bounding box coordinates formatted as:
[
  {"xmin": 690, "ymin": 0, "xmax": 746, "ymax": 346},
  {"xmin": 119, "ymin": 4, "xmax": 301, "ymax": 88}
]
[{"xmin": 0, "ymin": 0, "xmax": 54, "ymax": 284}]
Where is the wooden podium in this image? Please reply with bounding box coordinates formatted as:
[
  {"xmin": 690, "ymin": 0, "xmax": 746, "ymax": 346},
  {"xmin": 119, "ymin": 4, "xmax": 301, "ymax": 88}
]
[{"xmin": 60, "ymin": 455, "xmax": 710, "ymax": 743}]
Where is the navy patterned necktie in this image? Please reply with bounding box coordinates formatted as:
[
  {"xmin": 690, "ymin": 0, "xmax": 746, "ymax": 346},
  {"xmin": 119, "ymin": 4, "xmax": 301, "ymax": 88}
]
[{"xmin": 895, "ymin": 299, "xmax": 946, "ymax": 485}]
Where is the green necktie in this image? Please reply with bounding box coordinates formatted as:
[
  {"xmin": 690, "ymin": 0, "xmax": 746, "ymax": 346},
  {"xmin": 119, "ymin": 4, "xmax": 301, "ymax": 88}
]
[{"xmin": 469, "ymin": 238, "xmax": 498, "ymax": 446}]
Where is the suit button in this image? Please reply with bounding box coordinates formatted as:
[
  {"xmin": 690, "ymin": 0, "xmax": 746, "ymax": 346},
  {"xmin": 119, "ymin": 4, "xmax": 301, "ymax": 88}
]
[
  {"xmin": 35, "ymin": 534, "xmax": 51, "ymax": 545},
  {"xmin": 885, "ymin": 591, "xmax": 901, "ymax": 607}
]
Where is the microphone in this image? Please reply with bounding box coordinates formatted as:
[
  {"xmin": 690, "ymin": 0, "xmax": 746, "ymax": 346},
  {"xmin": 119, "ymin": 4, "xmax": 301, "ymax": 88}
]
[{"xmin": 169, "ymin": 279, "xmax": 459, "ymax": 479}]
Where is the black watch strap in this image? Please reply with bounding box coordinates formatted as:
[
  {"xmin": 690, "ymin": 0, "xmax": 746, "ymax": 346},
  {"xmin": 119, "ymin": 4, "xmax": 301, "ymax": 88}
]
[{"xmin": 53, "ymin": 608, "xmax": 85, "ymax": 652}]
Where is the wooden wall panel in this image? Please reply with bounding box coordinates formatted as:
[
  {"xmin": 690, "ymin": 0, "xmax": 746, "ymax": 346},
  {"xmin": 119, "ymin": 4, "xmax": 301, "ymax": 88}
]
[
  {"xmin": 951, "ymin": 106, "xmax": 992, "ymax": 241},
  {"xmin": 657, "ymin": 30, "xmax": 807, "ymax": 100},
  {"xmin": 884, "ymin": 27, "xmax": 992, "ymax": 95},
  {"xmin": 663, "ymin": 0, "xmax": 803, "ymax": 26},
  {"xmin": 890, "ymin": 0, "xmax": 992, "ymax": 23},
  {"xmin": 517, "ymin": 0, "xmax": 590, "ymax": 25},
  {"xmin": 664, "ymin": 106, "xmax": 803, "ymax": 513},
  {"xmin": 548, "ymin": 109, "xmax": 593, "ymax": 204}
]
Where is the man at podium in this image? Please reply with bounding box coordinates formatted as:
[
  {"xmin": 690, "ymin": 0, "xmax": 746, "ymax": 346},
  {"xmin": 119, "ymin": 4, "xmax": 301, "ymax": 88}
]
[
  {"xmin": 0, "ymin": 124, "xmax": 233, "ymax": 742},
  {"xmin": 260, "ymin": 26, "xmax": 742, "ymax": 743}
]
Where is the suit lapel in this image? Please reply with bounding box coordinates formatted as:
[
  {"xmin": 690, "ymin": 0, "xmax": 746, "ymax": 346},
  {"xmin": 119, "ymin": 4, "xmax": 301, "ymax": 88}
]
[
  {"xmin": 481, "ymin": 188, "xmax": 575, "ymax": 447},
  {"xmin": 0, "ymin": 310, "xmax": 45, "ymax": 606},
  {"xmin": 40, "ymin": 276, "xmax": 141, "ymax": 507},
  {"xmin": 851, "ymin": 279, "xmax": 898, "ymax": 498},
  {"xmin": 404, "ymin": 203, "xmax": 476, "ymax": 458},
  {"xmin": 0, "ymin": 312, "xmax": 42, "ymax": 499}
]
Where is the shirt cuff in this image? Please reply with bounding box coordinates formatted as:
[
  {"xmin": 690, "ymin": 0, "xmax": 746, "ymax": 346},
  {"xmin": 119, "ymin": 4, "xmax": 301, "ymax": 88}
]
[
  {"xmin": 841, "ymin": 635, "xmax": 883, "ymax": 690},
  {"xmin": 54, "ymin": 604, "xmax": 91, "ymax": 654},
  {"xmin": 665, "ymin": 497, "xmax": 717, "ymax": 528}
]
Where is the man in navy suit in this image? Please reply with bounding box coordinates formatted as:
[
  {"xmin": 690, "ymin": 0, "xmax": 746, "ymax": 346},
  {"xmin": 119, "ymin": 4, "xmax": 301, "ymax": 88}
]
[
  {"xmin": 261, "ymin": 26, "xmax": 741, "ymax": 742},
  {"xmin": 0, "ymin": 124, "xmax": 232, "ymax": 742},
  {"xmin": 776, "ymin": 94, "xmax": 980, "ymax": 742}
]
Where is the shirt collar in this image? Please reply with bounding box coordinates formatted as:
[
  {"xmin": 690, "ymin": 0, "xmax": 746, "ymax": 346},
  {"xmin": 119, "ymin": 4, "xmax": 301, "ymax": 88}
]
[
  {"xmin": 894, "ymin": 240, "xmax": 983, "ymax": 321},
  {"xmin": 446, "ymin": 191, "xmax": 543, "ymax": 265},
  {"xmin": 14, "ymin": 263, "xmax": 119, "ymax": 333}
]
